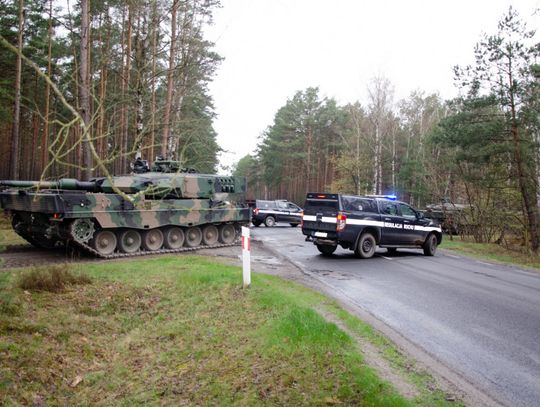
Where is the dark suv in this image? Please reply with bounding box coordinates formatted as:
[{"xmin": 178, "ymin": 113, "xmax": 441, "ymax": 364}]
[
  {"xmin": 252, "ymin": 199, "xmax": 303, "ymax": 227},
  {"xmin": 301, "ymin": 193, "xmax": 442, "ymax": 258}
]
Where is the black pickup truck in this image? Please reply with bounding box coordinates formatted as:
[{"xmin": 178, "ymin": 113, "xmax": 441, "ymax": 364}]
[
  {"xmin": 252, "ymin": 199, "xmax": 303, "ymax": 227},
  {"xmin": 301, "ymin": 193, "xmax": 442, "ymax": 258}
]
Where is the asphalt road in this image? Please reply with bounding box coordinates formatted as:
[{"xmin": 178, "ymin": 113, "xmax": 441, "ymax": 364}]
[{"xmin": 251, "ymin": 225, "xmax": 540, "ymax": 407}]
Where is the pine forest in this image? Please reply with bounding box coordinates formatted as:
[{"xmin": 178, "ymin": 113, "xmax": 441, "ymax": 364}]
[{"xmin": 1, "ymin": 3, "xmax": 539, "ymax": 250}]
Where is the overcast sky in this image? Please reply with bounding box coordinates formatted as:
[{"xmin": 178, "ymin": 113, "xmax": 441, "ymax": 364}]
[{"xmin": 205, "ymin": 0, "xmax": 540, "ymax": 172}]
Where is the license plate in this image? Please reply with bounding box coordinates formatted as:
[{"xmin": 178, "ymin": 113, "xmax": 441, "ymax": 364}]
[{"xmin": 314, "ymin": 232, "xmax": 327, "ymax": 238}]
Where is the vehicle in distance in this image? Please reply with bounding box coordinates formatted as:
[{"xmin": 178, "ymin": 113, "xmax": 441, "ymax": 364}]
[
  {"xmin": 252, "ymin": 199, "xmax": 303, "ymax": 227},
  {"xmin": 301, "ymin": 193, "xmax": 442, "ymax": 258}
]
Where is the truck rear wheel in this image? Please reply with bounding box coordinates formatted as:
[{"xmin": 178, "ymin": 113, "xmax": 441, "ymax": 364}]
[
  {"xmin": 264, "ymin": 216, "xmax": 276, "ymax": 227},
  {"xmin": 354, "ymin": 232, "xmax": 376, "ymax": 259},
  {"xmin": 316, "ymin": 244, "xmax": 336, "ymax": 256}
]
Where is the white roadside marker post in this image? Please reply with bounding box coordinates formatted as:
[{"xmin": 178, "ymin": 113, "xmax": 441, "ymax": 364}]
[{"xmin": 241, "ymin": 226, "xmax": 251, "ymax": 288}]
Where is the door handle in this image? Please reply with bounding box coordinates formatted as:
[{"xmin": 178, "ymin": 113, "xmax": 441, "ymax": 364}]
[{"xmin": 384, "ymin": 217, "xmax": 391, "ymax": 221}]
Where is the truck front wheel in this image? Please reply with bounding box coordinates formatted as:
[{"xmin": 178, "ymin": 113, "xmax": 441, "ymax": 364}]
[
  {"xmin": 354, "ymin": 232, "xmax": 376, "ymax": 259},
  {"xmin": 423, "ymin": 233, "xmax": 438, "ymax": 256}
]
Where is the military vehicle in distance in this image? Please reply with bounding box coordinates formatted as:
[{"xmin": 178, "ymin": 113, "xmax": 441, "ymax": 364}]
[
  {"xmin": 423, "ymin": 202, "xmax": 470, "ymax": 235},
  {"xmin": 0, "ymin": 159, "xmax": 250, "ymax": 258}
]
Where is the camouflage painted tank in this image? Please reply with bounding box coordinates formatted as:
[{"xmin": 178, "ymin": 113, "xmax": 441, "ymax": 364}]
[{"xmin": 0, "ymin": 160, "xmax": 250, "ymax": 258}]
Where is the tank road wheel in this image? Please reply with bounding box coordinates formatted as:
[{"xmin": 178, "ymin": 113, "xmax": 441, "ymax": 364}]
[
  {"xmin": 117, "ymin": 229, "xmax": 142, "ymax": 253},
  {"xmin": 163, "ymin": 227, "xmax": 185, "ymax": 249},
  {"xmin": 219, "ymin": 224, "xmax": 236, "ymax": 244},
  {"xmin": 70, "ymin": 218, "xmax": 95, "ymax": 244},
  {"xmin": 142, "ymin": 229, "xmax": 164, "ymax": 251},
  {"xmin": 185, "ymin": 227, "xmax": 203, "ymax": 247},
  {"xmin": 354, "ymin": 232, "xmax": 376, "ymax": 259},
  {"xmin": 91, "ymin": 230, "xmax": 117, "ymax": 255},
  {"xmin": 202, "ymin": 225, "xmax": 219, "ymax": 246}
]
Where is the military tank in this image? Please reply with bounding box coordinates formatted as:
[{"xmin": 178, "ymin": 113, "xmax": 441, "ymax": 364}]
[{"xmin": 0, "ymin": 159, "xmax": 250, "ymax": 258}]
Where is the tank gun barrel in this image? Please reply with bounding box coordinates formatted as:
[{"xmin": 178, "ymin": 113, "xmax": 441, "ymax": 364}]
[{"xmin": 0, "ymin": 179, "xmax": 98, "ymax": 192}]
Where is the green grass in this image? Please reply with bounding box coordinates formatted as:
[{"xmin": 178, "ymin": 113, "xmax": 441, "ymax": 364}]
[
  {"xmin": 440, "ymin": 237, "xmax": 540, "ymax": 270},
  {"xmin": 0, "ymin": 215, "xmax": 27, "ymax": 251},
  {"xmin": 0, "ymin": 256, "xmax": 459, "ymax": 406},
  {"xmin": 0, "ymin": 228, "xmax": 26, "ymax": 251}
]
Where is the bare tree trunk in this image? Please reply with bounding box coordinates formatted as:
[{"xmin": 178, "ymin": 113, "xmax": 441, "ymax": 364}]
[
  {"xmin": 149, "ymin": 0, "xmax": 158, "ymax": 164},
  {"xmin": 79, "ymin": 0, "xmax": 92, "ymax": 180},
  {"xmin": 161, "ymin": 0, "xmax": 178, "ymax": 158},
  {"xmin": 134, "ymin": 7, "xmax": 147, "ymax": 159},
  {"xmin": 509, "ymin": 82, "xmax": 539, "ymax": 251},
  {"xmin": 97, "ymin": 12, "xmax": 111, "ymax": 174},
  {"xmin": 121, "ymin": 4, "xmax": 133, "ymax": 171},
  {"xmin": 372, "ymin": 124, "xmax": 379, "ymax": 195},
  {"xmin": 10, "ymin": 0, "xmax": 25, "ymax": 179},
  {"xmin": 41, "ymin": 0, "xmax": 53, "ymax": 176},
  {"xmin": 306, "ymin": 126, "xmax": 312, "ymax": 192},
  {"xmin": 391, "ymin": 124, "xmax": 396, "ymax": 192},
  {"xmin": 31, "ymin": 103, "xmax": 40, "ymax": 178}
]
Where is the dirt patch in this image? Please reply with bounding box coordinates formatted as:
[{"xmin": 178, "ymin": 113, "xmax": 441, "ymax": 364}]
[{"xmin": 315, "ymin": 307, "xmax": 420, "ymax": 399}]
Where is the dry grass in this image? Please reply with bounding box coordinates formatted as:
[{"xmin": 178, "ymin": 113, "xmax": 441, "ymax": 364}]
[
  {"xmin": 15, "ymin": 264, "xmax": 92, "ymax": 292},
  {"xmin": 0, "ymin": 217, "xmax": 27, "ymax": 250},
  {"xmin": 0, "ymin": 256, "xmax": 457, "ymax": 406},
  {"xmin": 440, "ymin": 238, "xmax": 540, "ymax": 270}
]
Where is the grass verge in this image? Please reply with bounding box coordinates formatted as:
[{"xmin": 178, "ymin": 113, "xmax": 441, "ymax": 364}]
[
  {"xmin": 0, "ymin": 216, "xmax": 26, "ymax": 251},
  {"xmin": 440, "ymin": 237, "xmax": 540, "ymax": 270},
  {"xmin": 1, "ymin": 256, "xmax": 459, "ymax": 406}
]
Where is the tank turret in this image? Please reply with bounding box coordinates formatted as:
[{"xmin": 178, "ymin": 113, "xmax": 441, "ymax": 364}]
[
  {"xmin": 0, "ymin": 160, "xmax": 250, "ymax": 257},
  {"xmin": 1, "ymin": 172, "xmax": 246, "ymax": 199}
]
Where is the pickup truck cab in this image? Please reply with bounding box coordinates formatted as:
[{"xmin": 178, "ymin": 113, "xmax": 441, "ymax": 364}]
[{"xmin": 301, "ymin": 193, "xmax": 442, "ymax": 258}]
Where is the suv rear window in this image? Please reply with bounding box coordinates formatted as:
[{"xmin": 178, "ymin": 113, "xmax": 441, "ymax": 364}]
[
  {"xmin": 256, "ymin": 200, "xmax": 275, "ymax": 209},
  {"xmin": 304, "ymin": 198, "xmax": 339, "ymax": 212},
  {"xmin": 341, "ymin": 196, "xmax": 377, "ymax": 213}
]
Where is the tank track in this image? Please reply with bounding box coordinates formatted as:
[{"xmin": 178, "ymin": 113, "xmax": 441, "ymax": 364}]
[{"xmin": 74, "ymin": 238, "xmax": 240, "ymax": 259}]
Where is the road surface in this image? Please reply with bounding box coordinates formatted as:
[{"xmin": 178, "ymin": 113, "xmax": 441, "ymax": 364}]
[{"xmin": 252, "ymin": 226, "xmax": 540, "ymax": 407}]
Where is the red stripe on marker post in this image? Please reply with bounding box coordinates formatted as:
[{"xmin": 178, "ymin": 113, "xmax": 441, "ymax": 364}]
[
  {"xmin": 241, "ymin": 226, "xmax": 251, "ymax": 288},
  {"xmin": 242, "ymin": 235, "xmax": 251, "ymax": 251}
]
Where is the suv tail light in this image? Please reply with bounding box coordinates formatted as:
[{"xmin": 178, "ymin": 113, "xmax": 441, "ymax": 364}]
[
  {"xmin": 254, "ymin": 208, "xmax": 259, "ymax": 215},
  {"xmin": 336, "ymin": 212, "xmax": 346, "ymax": 231}
]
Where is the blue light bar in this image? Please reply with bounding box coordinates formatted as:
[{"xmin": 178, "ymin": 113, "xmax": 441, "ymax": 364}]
[{"xmin": 366, "ymin": 194, "xmax": 397, "ymax": 200}]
